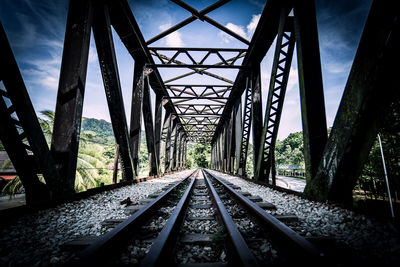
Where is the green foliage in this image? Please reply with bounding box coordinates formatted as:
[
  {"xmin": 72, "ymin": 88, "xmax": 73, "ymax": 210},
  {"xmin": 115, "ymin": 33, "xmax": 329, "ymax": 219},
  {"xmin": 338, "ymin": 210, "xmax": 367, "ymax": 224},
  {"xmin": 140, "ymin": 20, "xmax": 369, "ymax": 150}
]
[
  {"xmin": 1, "ymin": 159, "xmax": 12, "ymax": 170},
  {"xmin": 2, "ymin": 176, "xmax": 23, "ymax": 195},
  {"xmin": 275, "ymin": 132, "xmax": 305, "ymax": 169},
  {"xmin": 188, "ymin": 142, "xmax": 211, "ymax": 168},
  {"xmin": 81, "ymin": 118, "xmax": 115, "ymax": 146},
  {"xmin": 138, "ymin": 132, "xmax": 149, "ymax": 177},
  {"xmin": 356, "ymin": 100, "xmax": 400, "ymax": 201}
]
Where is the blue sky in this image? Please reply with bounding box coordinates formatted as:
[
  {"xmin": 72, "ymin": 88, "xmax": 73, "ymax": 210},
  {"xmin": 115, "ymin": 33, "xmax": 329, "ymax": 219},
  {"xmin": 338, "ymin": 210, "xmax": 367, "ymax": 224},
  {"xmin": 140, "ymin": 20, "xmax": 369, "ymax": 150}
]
[{"xmin": 0, "ymin": 0, "xmax": 373, "ymax": 140}]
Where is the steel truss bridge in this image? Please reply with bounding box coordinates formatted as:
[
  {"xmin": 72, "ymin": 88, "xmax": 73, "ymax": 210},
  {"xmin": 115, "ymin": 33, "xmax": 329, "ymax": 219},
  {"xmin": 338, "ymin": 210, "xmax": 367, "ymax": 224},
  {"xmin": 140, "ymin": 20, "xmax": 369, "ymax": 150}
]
[{"xmin": 0, "ymin": 0, "xmax": 398, "ymax": 207}]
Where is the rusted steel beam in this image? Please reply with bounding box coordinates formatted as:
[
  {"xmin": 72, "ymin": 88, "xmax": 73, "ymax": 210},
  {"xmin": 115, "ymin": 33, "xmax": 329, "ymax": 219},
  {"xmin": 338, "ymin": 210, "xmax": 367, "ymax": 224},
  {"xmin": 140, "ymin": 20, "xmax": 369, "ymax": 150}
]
[
  {"xmin": 171, "ymin": 0, "xmax": 250, "ymax": 45},
  {"xmin": 92, "ymin": 1, "xmax": 134, "ymax": 181},
  {"xmin": 293, "ymin": 0, "xmax": 328, "ymax": 181},
  {"xmin": 234, "ymin": 98, "xmax": 242, "ymax": 174},
  {"xmin": 129, "ymin": 60, "xmax": 145, "ymax": 178},
  {"xmin": 251, "ymin": 66, "xmax": 263, "ymax": 176},
  {"xmin": 142, "ymin": 77, "xmax": 159, "ymax": 176},
  {"xmin": 149, "ymin": 47, "xmax": 247, "ymax": 52},
  {"xmin": 51, "ymin": 0, "xmax": 93, "ymax": 198},
  {"xmin": 108, "ymin": 0, "xmax": 186, "ymax": 135},
  {"xmin": 163, "ymin": 111, "xmax": 172, "ymax": 172},
  {"xmin": 237, "ymin": 78, "xmax": 252, "ymax": 176},
  {"xmin": 0, "ymin": 21, "xmax": 61, "ymax": 205},
  {"xmin": 146, "ymin": 0, "xmax": 230, "ymax": 45},
  {"xmin": 154, "ymin": 93, "xmax": 163, "ymax": 174},
  {"xmin": 212, "ymin": 0, "xmax": 287, "ymax": 143},
  {"xmin": 254, "ymin": 11, "xmax": 295, "ymax": 183},
  {"xmin": 304, "ymin": 0, "xmax": 400, "ymax": 206},
  {"xmin": 149, "ymin": 64, "xmax": 242, "ymax": 69}
]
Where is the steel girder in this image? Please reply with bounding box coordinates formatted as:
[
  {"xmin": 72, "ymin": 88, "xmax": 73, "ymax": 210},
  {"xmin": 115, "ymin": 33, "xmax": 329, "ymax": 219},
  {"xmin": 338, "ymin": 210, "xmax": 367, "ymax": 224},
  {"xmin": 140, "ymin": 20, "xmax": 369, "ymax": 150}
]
[
  {"xmin": 50, "ymin": 0, "xmax": 93, "ymax": 198},
  {"xmin": 254, "ymin": 11, "xmax": 296, "ymax": 184},
  {"xmin": 92, "ymin": 1, "xmax": 135, "ymax": 181},
  {"xmin": 304, "ymin": 0, "xmax": 400, "ymax": 206},
  {"xmin": 0, "ymin": 21, "xmax": 60, "ymax": 205}
]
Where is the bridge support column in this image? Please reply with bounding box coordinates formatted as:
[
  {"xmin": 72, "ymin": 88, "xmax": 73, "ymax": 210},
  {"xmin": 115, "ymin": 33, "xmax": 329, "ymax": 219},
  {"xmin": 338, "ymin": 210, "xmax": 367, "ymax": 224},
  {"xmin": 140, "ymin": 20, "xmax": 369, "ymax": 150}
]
[
  {"xmin": 254, "ymin": 9, "xmax": 295, "ymax": 184},
  {"xmin": 304, "ymin": 0, "xmax": 400, "ymax": 206},
  {"xmin": 51, "ymin": 0, "xmax": 93, "ymax": 198},
  {"xmin": 130, "ymin": 60, "xmax": 145, "ymax": 178},
  {"xmin": 93, "ymin": 1, "xmax": 134, "ymax": 181},
  {"xmin": 163, "ymin": 111, "xmax": 172, "ymax": 172},
  {"xmin": 293, "ymin": 0, "xmax": 328, "ymax": 182},
  {"xmin": 154, "ymin": 94, "xmax": 163, "ymax": 174},
  {"xmin": 142, "ymin": 77, "xmax": 159, "ymax": 176},
  {"xmin": 251, "ymin": 65, "xmax": 263, "ymax": 178}
]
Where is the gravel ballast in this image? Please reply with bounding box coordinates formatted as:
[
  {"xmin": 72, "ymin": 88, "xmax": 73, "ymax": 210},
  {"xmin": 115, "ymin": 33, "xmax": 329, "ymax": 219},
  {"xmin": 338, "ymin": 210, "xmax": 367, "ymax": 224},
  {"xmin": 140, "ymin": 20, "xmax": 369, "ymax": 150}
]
[
  {"xmin": 1, "ymin": 168, "xmax": 400, "ymax": 266},
  {"xmin": 207, "ymin": 169, "xmax": 400, "ymax": 265},
  {"xmin": 0, "ymin": 170, "xmax": 193, "ymax": 266}
]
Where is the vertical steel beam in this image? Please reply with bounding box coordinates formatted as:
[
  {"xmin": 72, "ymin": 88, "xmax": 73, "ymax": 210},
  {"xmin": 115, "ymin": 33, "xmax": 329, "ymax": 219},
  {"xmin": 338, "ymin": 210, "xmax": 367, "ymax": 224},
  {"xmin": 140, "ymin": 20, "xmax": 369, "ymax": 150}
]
[
  {"xmin": 142, "ymin": 77, "xmax": 159, "ymax": 176},
  {"xmin": 154, "ymin": 93, "xmax": 163, "ymax": 173},
  {"xmin": 51, "ymin": 0, "xmax": 93, "ymax": 197},
  {"xmin": 0, "ymin": 95, "xmax": 50, "ymax": 205},
  {"xmin": 171, "ymin": 122, "xmax": 178, "ymax": 170},
  {"xmin": 293, "ymin": 0, "xmax": 328, "ymax": 181},
  {"xmin": 0, "ymin": 21, "xmax": 61, "ymax": 204},
  {"xmin": 237, "ymin": 78, "xmax": 252, "ymax": 175},
  {"xmin": 222, "ymin": 127, "xmax": 227, "ymax": 172},
  {"xmin": 177, "ymin": 130, "xmax": 182, "ymax": 170},
  {"xmin": 254, "ymin": 11, "xmax": 295, "ymax": 183},
  {"xmin": 228, "ymin": 112, "xmax": 235, "ymax": 173},
  {"xmin": 184, "ymin": 137, "xmax": 187, "ymax": 168},
  {"xmin": 92, "ymin": 2, "xmax": 134, "ymax": 181},
  {"xmin": 129, "ymin": 60, "xmax": 145, "ymax": 177},
  {"xmin": 251, "ymin": 65, "xmax": 263, "ymax": 178},
  {"xmin": 304, "ymin": 0, "xmax": 400, "ymax": 206},
  {"xmin": 234, "ymin": 98, "xmax": 242, "ymax": 173},
  {"xmin": 162, "ymin": 110, "xmax": 172, "ymax": 172},
  {"xmin": 112, "ymin": 145, "xmax": 119, "ymax": 184}
]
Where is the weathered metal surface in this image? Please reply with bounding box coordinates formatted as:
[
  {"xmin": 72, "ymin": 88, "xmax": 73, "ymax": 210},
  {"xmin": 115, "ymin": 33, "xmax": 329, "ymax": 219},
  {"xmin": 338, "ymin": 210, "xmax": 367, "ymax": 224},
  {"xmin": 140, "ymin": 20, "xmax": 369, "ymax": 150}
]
[
  {"xmin": 304, "ymin": 0, "xmax": 400, "ymax": 206},
  {"xmin": 205, "ymin": 170, "xmax": 322, "ymax": 263},
  {"xmin": 139, "ymin": 172, "xmax": 197, "ymax": 266},
  {"xmin": 92, "ymin": 2, "xmax": 134, "ymax": 181},
  {"xmin": 293, "ymin": 0, "xmax": 328, "ymax": 181},
  {"xmin": 203, "ymin": 170, "xmax": 259, "ymax": 267},
  {"xmin": 237, "ymin": 78, "xmax": 252, "ymax": 176},
  {"xmin": 0, "ymin": 21, "xmax": 61, "ymax": 205},
  {"xmin": 251, "ymin": 66, "xmax": 263, "ymax": 176},
  {"xmin": 50, "ymin": 0, "xmax": 93, "ymax": 198},
  {"xmin": 146, "ymin": 0, "xmax": 230, "ymax": 45},
  {"xmin": 108, "ymin": 0, "xmax": 186, "ymax": 133},
  {"xmin": 254, "ymin": 12, "xmax": 295, "ymax": 184},
  {"xmin": 69, "ymin": 170, "xmax": 196, "ymax": 265},
  {"xmin": 142, "ymin": 77, "xmax": 159, "ymax": 176},
  {"xmin": 129, "ymin": 60, "xmax": 145, "ymax": 178},
  {"xmin": 154, "ymin": 94, "xmax": 163, "ymax": 173},
  {"xmin": 212, "ymin": 0, "xmax": 286, "ymax": 142}
]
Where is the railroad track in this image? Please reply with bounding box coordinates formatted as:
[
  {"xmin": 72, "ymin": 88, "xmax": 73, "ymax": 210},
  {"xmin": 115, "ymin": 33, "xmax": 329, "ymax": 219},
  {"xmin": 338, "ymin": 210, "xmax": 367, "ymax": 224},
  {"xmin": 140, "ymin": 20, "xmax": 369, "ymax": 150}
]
[{"xmin": 65, "ymin": 169, "xmax": 324, "ymax": 266}]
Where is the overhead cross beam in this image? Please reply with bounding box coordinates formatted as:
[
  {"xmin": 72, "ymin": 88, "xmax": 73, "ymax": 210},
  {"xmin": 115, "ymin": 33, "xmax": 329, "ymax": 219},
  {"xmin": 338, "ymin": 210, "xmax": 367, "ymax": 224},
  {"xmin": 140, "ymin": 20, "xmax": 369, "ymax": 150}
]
[
  {"xmin": 170, "ymin": 0, "xmax": 250, "ymax": 45},
  {"xmin": 146, "ymin": 0, "xmax": 231, "ymax": 45},
  {"xmin": 151, "ymin": 49, "xmax": 243, "ymax": 84}
]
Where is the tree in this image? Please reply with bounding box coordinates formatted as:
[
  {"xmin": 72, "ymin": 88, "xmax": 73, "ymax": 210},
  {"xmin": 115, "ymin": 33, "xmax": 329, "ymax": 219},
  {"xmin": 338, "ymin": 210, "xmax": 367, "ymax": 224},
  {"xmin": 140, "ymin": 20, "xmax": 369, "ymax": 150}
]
[
  {"xmin": 188, "ymin": 142, "xmax": 211, "ymax": 168},
  {"xmin": 275, "ymin": 132, "xmax": 305, "ymax": 169},
  {"xmin": 2, "ymin": 110, "xmax": 114, "ymax": 195}
]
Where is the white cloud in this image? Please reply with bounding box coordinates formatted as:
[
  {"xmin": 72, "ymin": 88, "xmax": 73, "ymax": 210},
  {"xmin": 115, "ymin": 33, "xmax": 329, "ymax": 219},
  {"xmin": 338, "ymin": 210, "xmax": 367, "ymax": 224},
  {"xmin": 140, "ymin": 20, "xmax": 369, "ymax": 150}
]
[
  {"xmin": 159, "ymin": 23, "xmax": 184, "ymax": 47},
  {"xmin": 219, "ymin": 14, "xmax": 261, "ymax": 43},
  {"xmin": 247, "ymin": 14, "xmax": 261, "ymax": 39}
]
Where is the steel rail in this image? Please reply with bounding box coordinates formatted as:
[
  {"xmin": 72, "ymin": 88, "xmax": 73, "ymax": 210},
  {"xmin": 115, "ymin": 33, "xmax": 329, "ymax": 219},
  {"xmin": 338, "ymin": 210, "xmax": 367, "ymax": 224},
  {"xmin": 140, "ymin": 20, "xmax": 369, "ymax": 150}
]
[
  {"xmin": 67, "ymin": 170, "xmax": 197, "ymax": 266},
  {"xmin": 139, "ymin": 170, "xmax": 198, "ymax": 266},
  {"xmin": 203, "ymin": 170, "xmax": 259, "ymax": 267},
  {"xmin": 203, "ymin": 169, "xmax": 323, "ymax": 263}
]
